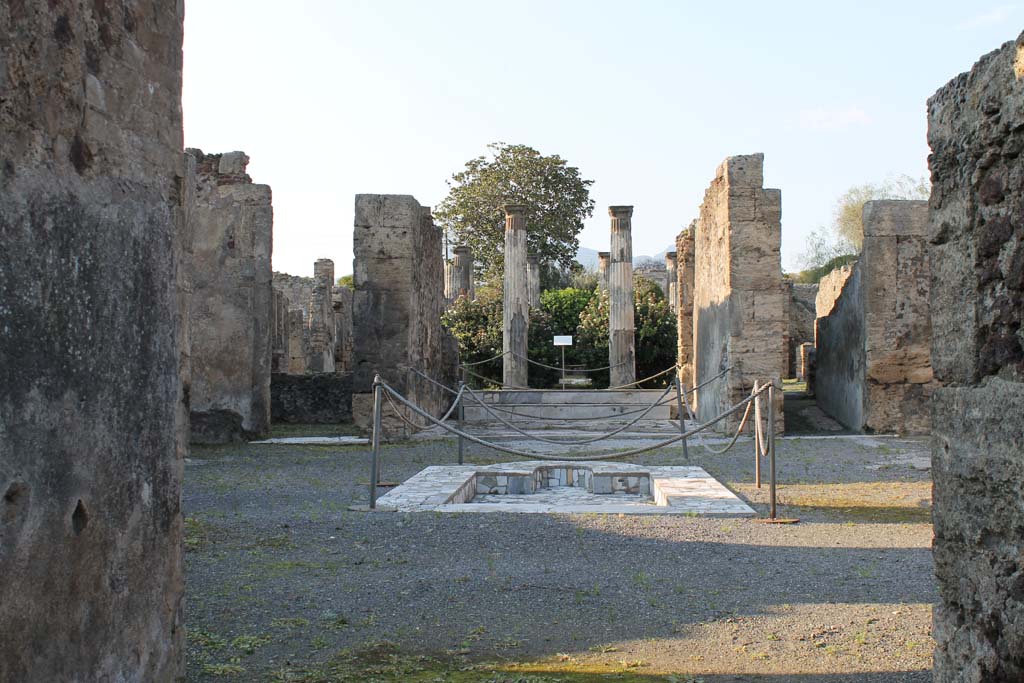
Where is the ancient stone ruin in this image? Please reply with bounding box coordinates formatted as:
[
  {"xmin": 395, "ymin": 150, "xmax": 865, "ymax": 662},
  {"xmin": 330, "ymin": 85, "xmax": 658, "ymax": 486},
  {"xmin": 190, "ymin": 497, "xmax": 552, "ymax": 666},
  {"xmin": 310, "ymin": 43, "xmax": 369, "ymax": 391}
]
[
  {"xmin": 785, "ymin": 281, "xmax": 817, "ymax": 378},
  {"xmin": 351, "ymin": 194, "xmax": 458, "ymax": 434},
  {"xmin": 186, "ymin": 149, "xmax": 273, "ymax": 443},
  {"xmin": 689, "ymin": 154, "xmax": 786, "ymax": 431},
  {"xmin": 675, "ymin": 224, "xmax": 696, "ymax": 385},
  {"xmin": 814, "ymin": 201, "xmax": 935, "ymax": 434},
  {"xmin": 0, "ymin": 3, "xmax": 186, "ymax": 679},
  {"xmin": 928, "ymin": 32, "xmax": 1024, "ymax": 682}
]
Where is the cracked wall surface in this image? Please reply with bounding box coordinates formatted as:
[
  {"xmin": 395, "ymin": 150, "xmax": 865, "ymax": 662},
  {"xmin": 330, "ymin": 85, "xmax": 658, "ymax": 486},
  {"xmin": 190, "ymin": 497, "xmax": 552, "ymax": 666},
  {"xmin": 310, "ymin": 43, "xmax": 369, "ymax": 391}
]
[{"xmin": 0, "ymin": 2, "xmax": 186, "ymax": 680}]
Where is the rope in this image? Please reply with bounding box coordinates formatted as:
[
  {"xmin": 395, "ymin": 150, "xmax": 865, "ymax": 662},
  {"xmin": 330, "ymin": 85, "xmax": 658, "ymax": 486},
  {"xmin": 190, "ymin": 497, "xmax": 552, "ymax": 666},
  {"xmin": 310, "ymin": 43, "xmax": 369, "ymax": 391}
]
[
  {"xmin": 680, "ymin": 378, "xmax": 754, "ymax": 455},
  {"xmin": 458, "ymin": 382, "xmax": 677, "ymax": 445},
  {"xmin": 509, "ymin": 351, "xmax": 628, "ymax": 373},
  {"xmin": 605, "ymin": 364, "xmax": 679, "ymax": 390},
  {"xmin": 468, "ymin": 395, "xmax": 678, "ymax": 422},
  {"xmin": 380, "ymin": 379, "xmax": 768, "ymax": 461},
  {"xmin": 381, "ymin": 382, "xmax": 467, "ymax": 432},
  {"xmin": 409, "ymin": 367, "xmax": 459, "ymax": 396},
  {"xmin": 685, "ymin": 364, "xmax": 735, "ymax": 396},
  {"xmin": 458, "ymin": 350, "xmax": 509, "ymax": 367}
]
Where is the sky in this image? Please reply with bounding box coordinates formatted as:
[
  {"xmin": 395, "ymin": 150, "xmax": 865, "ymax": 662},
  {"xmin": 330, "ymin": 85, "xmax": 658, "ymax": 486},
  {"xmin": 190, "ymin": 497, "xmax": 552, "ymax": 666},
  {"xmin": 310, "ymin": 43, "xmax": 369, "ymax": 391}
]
[{"xmin": 182, "ymin": 1, "xmax": 1019, "ymax": 277}]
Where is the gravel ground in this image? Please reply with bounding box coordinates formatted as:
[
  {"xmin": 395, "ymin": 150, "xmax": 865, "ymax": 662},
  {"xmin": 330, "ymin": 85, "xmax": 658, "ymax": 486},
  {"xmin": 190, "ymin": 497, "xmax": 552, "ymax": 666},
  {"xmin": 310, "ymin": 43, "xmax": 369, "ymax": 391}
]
[{"xmin": 184, "ymin": 426, "xmax": 935, "ymax": 682}]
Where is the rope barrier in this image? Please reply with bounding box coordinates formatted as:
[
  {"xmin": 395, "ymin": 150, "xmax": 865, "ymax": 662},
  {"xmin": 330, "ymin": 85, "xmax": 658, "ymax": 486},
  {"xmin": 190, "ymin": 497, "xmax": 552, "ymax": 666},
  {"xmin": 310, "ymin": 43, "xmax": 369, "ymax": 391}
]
[
  {"xmin": 379, "ymin": 378, "xmax": 769, "ymax": 462},
  {"xmin": 605, "ymin": 364, "xmax": 680, "ymax": 390},
  {"xmin": 458, "ymin": 350, "xmax": 510, "ymax": 367},
  {"xmin": 509, "ymin": 351, "xmax": 628, "ymax": 374},
  {"xmin": 383, "ymin": 381, "xmax": 467, "ymax": 432}
]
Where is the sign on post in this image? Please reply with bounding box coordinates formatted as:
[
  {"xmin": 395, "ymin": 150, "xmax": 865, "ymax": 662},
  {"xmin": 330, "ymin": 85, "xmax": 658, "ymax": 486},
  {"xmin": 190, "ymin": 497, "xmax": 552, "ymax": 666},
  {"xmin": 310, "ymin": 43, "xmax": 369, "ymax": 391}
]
[{"xmin": 553, "ymin": 336, "xmax": 572, "ymax": 389}]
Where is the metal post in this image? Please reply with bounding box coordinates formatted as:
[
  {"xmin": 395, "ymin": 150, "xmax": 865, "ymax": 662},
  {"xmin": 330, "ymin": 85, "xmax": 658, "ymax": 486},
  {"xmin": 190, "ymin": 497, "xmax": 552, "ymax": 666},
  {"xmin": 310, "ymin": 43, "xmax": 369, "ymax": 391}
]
[
  {"xmin": 674, "ymin": 376, "xmax": 688, "ymax": 460},
  {"xmin": 369, "ymin": 375, "xmax": 383, "ymax": 509},
  {"xmin": 560, "ymin": 346, "xmax": 566, "ymax": 390},
  {"xmin": 457, "ymin": 381, "xmax": 465, "ymax": 465},
  {"xmin": 768, "ymin": 382, "xmax": 777, "ymax": 520},
  {"xmin": 753, "ymin": 380, "xmax": 761, "ymax": 489}
]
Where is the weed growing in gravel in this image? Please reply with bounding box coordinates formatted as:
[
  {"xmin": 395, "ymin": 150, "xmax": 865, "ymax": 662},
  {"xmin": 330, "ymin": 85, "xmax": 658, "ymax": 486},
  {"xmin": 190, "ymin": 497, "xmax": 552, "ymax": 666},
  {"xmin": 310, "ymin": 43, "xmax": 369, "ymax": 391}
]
[{"xmin": 230, "ymin": 633, "xmax": 270, "ymax": 654}]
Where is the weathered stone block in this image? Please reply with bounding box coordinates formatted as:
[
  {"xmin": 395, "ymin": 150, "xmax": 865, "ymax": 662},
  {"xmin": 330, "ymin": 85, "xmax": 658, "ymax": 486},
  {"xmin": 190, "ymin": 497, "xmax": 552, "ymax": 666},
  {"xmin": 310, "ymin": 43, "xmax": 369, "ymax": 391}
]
[{"xmin": 271, "ymin": 372, "xmax": 353, "ymax": 423}]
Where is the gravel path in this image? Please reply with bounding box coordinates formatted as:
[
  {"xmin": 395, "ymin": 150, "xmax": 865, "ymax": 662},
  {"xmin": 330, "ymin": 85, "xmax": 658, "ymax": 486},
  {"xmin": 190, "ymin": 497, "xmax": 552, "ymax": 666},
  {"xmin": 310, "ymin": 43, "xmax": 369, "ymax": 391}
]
[{"xmin": 184, "ymin": 430, "xmax": 935, "ymax": 681}]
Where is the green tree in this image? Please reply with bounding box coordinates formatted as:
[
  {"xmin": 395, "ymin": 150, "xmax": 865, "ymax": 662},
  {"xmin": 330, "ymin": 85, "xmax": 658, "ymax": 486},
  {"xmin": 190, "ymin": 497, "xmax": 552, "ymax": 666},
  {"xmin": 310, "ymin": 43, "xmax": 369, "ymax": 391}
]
[
  {"xmin": 833, "ymin": 174, "xmax": 930, "ymax": 250},
  {"xmin": 336, "ymin": 274, "xmax": 354, "ymax": 288},
  {"xmin": 433, "ymin": 143, "xmax": 595, "ymax": 282}
]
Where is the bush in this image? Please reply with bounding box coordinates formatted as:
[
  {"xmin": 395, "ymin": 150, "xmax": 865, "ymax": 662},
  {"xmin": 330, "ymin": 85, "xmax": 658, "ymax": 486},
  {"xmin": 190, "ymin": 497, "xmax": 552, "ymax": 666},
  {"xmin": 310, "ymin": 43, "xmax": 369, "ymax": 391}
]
[{"xmin": 441, "ymin": 279, "xmax": 676, "ymax": 389}]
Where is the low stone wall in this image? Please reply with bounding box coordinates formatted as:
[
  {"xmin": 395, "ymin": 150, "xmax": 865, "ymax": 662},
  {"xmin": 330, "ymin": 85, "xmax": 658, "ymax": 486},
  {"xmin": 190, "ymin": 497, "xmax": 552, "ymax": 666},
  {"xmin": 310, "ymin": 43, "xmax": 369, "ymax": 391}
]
[
  {"xmin": 271, "ymin": 373, "xmax": 353, "ymax": 423},
  {"xmin": 929, "ymin": 32, "xmax": 1024, "ymax": 682}
]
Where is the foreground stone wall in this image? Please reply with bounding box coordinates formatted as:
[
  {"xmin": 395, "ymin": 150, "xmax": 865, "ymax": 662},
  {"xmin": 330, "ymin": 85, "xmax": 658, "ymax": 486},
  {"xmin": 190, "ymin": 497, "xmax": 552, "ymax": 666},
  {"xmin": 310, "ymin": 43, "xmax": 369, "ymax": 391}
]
[
  {"xmin": 188, "ymin": 150, "xmax": 273, "ymax": 443},
  {"xmin": 929, "ymin": 32, "xmax": 1024, "ymax": 682},
  {"xmin": 351, "ymin": 195, "xmax": 456, "ymax": 435},
  {"xmin": 814, "ymin": 201, "xmax": 934, "ymax": 434},
  {"xmin": 0, "ymin": 3, "xmax": 185, "ymax": 680},
  {"xmin": 692, "ymin": 154, "xmax": 785, "ymax": 431}
]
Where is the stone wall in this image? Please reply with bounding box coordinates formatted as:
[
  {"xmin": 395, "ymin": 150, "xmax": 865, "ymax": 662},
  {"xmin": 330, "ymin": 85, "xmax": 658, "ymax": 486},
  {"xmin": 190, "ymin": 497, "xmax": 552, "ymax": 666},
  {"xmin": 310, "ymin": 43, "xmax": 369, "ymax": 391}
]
[
  {"xmin": 187, "ymin": 150, "xmax": 273, "ymax": 443},
  {"xmin": 813, "ymin": 201, "xmax": 934, "ymax": 434},
  {"xmin": 675, "ymin": 225, "xmax": 696, "ymax": 386},
  {"xmin": 814, "ymin": 263, "xmax": 864, "ymax": 429},
  {"xmin": 271, "ymin": 289, "xmax": 291, "ymax": 373},
  {"xmin": 815, "ymin": 263, "xmax": 856, "ymax": 324},
  {"xmin": 929, "ymin": 32, "xmax": 1024, "ymax": 682},
  {"xmin": 351, "ymin": 195, "xmax": 457, "ymax": 436},
  {"xmin": 787, "ymin": 282, "xmax": 818, "ymax": 377},
  {"xmin": 273, "ymin": 271, "xmax": 314, "ymax": 314},
  {"xmin": 271, "ymin": 373, "xmax": 353, "ymax": 423},
  {"xmin": 333, "ymin": 285, "xmax": 354, "ymax": 372},
  {"xmin": 692, "ymin": 154, "xmax": 786, "ymax": 431},
  {"xmin": 0, "ymin": 2, "xmax": 185, "ymax": 680}
]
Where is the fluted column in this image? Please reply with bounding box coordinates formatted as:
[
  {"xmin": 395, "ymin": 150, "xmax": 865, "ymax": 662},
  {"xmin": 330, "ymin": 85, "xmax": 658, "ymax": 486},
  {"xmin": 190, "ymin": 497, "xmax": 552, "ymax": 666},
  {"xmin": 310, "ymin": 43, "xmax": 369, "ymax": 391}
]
[
  {"xmin": 608, "ymin": 206, "xmax": 636, "ymax": 387},
  {"xmin": 452, "ymin": 246, "xmax": 474, "ymax": 300},
  {"xmin": 503, "ymin": 205, "xmax": 529, "ymax": 388},
  {"xmin": 597, "ymin": 251, "xmax": 610, "ymax": 292},
  {"xmin": 665, "ymin": 251, "xmax": 678, "ymax": 312},
  {"xmin": 443, "ymin": 261, "xmax": 456, "ymax": 302},
  {"xmin": 527, "ymin": 255, "xmax": 541, "ymax": 308}
]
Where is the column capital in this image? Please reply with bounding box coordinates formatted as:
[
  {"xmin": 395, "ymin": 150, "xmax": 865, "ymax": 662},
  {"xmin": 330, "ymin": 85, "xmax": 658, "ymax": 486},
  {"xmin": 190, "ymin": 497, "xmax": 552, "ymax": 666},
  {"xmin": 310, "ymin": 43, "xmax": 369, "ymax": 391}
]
[
  {"xmin": 504, "ymin": 204, "xmax": 528, "ymax": 216},
  {"xmin": 608, "ymin": 205, "xmax": 634, "ymax": 218},
  {"xmin": 665, "ymin": 251, "xmax": 677, "ymax": 266}
]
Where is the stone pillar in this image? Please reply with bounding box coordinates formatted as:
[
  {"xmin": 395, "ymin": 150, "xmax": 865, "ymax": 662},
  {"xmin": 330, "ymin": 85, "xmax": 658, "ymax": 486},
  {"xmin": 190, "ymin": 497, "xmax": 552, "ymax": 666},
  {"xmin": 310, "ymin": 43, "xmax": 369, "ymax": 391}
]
[
  {"xmin": 503, "ymin": 205, "xmax": 529, "ymax": 388},
  {"xmin": 308, "ymin": 258, "xmax": 336, "ymax": 373},
  {"xmin": 452, "ymin": 246, "xmax": 474, "ymax": 300},
  {"xmin": 675, "ymin": 225, "xmax": 696, "ymax": 386},
  {"xmin": 664, "ymin": 251, "xmax": 678, "ymax": 312},
  {"xmin": 332, "ymin": 285, "xmax": 353, "ymax": 372},
  {"xmin": 287, "ymin": 309, "xmax": 309, "ymax": 374},
  {"xmin": 443, "ymin": 260, "xmax": 456, "ymax": 302},
  {"xmin": 598, "ymin": 252, "xmax": 610, "ymax": 292},
  {"xmin": 608, "ymin": 206, "xmax": 636, "ymax": 387},
  {"xmin": 188, "ymin": 150, "xmax": 273, "ymax": 443},
  {"xmin": 527, "ymin": 255, "xmax": 541, "ymax": 308}
]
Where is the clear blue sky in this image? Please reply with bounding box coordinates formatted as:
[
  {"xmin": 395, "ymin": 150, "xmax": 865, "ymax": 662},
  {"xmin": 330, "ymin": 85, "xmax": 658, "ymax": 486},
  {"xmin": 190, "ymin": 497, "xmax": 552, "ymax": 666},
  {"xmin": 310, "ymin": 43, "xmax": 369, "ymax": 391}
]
[{"xmin": 183, "ymin": 1, "xmax": 1019, "ymax": 277}]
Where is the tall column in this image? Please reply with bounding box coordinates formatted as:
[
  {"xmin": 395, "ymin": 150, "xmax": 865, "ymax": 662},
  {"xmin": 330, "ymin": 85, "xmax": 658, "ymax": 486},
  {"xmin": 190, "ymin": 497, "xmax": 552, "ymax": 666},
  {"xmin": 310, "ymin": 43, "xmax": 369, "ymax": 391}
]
[
  {"xmin": 598, "ymin": 252, "xmax": 610, "ymax": 292},
  {"xmin": 503, "ymin": 205, "xmax": 529, "ymax": 388},
  {"xmin": 308, "ymin": 258, "xmax": 336, "ymax": 373},
  {"xmin": 608, "ymin": 206, "xmax": 636, "ymax": 387},
  {"xmin": 443, "ymin": 261, "xmax": 456, "ymax": 302},
  {"xmin": 664, "ymin": 251, "xmax": 678, "ymax": 312},
  {"xmin": 527, "ymin": 255, "xmax": 541, "ymax": 308},
  {"xmin": 452, "ymin": 246, "xmax": 474, "ymax": 300}
]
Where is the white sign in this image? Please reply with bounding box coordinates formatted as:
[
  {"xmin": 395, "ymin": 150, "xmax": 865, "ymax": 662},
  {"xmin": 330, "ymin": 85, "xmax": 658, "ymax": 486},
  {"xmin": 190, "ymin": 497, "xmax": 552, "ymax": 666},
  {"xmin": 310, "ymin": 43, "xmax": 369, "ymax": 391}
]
[{"xmin": 553, "ymin": 335, "xmax": 573, "ymax": 346}]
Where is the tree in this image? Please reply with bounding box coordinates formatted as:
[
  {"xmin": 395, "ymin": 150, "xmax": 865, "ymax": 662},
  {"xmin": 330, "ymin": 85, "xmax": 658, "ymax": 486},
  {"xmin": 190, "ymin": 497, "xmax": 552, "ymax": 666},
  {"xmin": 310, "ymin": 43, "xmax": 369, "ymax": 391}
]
[
  {"xmin": 433, "ymin": 143, "xmax": 595, "ymax": 282},
  {"xmin": 833, "ymin": 174, "xmax": 930, "ymax": 250}
]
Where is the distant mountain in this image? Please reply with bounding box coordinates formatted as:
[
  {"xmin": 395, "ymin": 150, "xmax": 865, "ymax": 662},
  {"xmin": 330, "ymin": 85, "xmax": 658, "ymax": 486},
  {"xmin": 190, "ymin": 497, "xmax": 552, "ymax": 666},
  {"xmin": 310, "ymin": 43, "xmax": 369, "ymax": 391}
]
[{"xmin": 575, "ymin": 245, "xmax": 674, "ymax": 270}]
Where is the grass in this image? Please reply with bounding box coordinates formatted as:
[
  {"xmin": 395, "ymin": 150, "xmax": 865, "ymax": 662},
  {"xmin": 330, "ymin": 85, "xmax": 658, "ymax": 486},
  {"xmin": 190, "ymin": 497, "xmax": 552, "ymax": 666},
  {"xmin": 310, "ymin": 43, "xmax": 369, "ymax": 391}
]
[{"xmin": 270, "ymin": 422, "xmax": 363, "ymax": 438}]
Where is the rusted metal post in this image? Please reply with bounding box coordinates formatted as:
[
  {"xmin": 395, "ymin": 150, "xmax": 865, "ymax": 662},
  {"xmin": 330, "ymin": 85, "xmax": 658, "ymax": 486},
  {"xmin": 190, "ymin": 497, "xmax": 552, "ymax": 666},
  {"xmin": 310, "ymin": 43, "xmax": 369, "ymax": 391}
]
[
  {"xmin": 753, "ymin": 380, "xmax": 762, "ymax": 489},
  {"xmin": 457, "ymin": 381, "xmax": 465, "ymax": 465},
  {"xmin": 768, "ymin": 382, "xmax": 777, "ymax": 520},
  {"xmin": 369, "ymin": 375, "xmax": 382, "ymax": 509},
  {"xmin": 674, "ymin": 376, "xmax": 688, "ymax": 460}
]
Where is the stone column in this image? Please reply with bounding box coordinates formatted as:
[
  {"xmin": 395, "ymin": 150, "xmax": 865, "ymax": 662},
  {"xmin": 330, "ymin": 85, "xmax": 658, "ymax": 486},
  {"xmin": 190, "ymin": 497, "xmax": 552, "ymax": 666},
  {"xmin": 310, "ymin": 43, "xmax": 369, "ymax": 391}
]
[
  {"xmin": 503, "ymin": 205, "xmax": 529, "ymax": 388},
  {"xmin": 608, "ymin": 206, "xmax": 636, "ymax": 387},
  {"xmin": 308, "ymin": 258, "xmax": 336, "ymax": 373},
  {"xmin": 452, "ymin": 246, "xmax": 474, "ymax": 300},
  {"xmin": 527, "ymin": 255, "xmax": 541, "ymax": 308},
  {"xmin": 676, "ymin": 225, "xmax": 696, "ymax": 386},
  {"xmin": 664, "ymin": 251, "xmax": 678, "ymax": 312},
  {"xmin": 443, "ymin": 260, "xmax": 456, "ymax": 302},
  {"xmin": 598, "ymin": 252, "xmax": 610, "ymax": 292}
]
